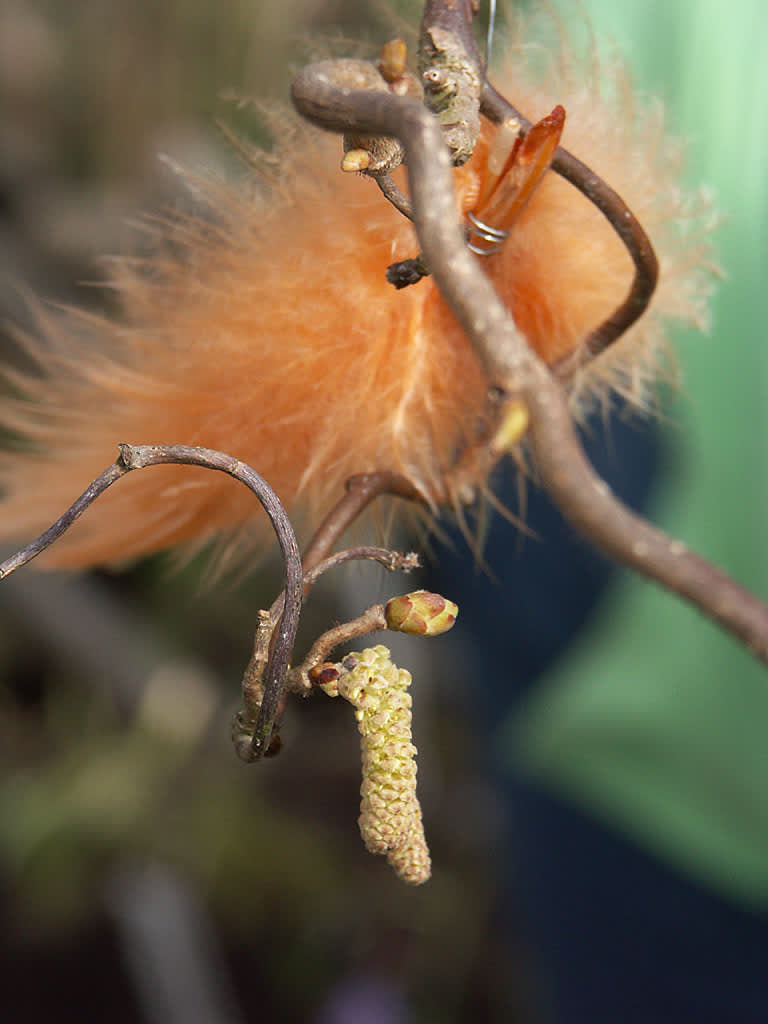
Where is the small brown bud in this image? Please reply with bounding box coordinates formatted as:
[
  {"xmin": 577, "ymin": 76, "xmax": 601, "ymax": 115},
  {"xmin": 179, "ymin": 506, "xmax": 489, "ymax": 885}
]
[
  {"xmin": 341, "ymin": 148, "xmax": 371, "ymax": 173},
  {"xmin": 310, "ymin": 662, "xmax": 341, "ymax": 696},
  {"xmin": 378, "ymin": 39, "xmax": 407, "ymax": 82}
]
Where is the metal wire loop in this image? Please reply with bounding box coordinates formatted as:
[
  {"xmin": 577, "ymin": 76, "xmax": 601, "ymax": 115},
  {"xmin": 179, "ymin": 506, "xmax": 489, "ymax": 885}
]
[{"xmin": 466, "ymin": 210, "xmax": 509, "ymax": 255}]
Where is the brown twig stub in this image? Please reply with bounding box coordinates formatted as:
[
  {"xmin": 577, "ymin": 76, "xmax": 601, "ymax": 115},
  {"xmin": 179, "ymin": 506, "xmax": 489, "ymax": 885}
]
[
  {"xmin": 235, "ymin": 609, "xmax": 277, "ymax": 761},
  {"xmin": 373, "ymin": 173, "xmax": 414, "ymax": 221},
  {"xmin": 418, "ymin": 1, "xmax": 483, "ymax": 166},
  {"xmin": 300, "ymin": 604, "xmax": 389, "ymax": 690},
  {"xmin": 301, "ymin": 546, "xmax": 420, "ymax": 596}
]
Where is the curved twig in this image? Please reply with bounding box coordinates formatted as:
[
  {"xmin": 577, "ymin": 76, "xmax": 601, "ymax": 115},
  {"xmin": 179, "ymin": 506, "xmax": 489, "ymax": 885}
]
[
  {"xmin": 374, "ymin": 173, "xmax": 414, "ymax": 221},
  {"xmin": 290, "ymin": 61, "xmax": 768, "ymax": 667},
  {"xmin": 481, "ymin": 84, "xmax": 659, "ymax": 368},
  {"xmin": 418, "ymin": 1, "xmax": 658, "ymax": 362},
  {"xmin": 0, "ymin": 460, "xmax": 128, "ymax": 578},
  {"xmin": 302, "ymin": 545, "xmax": 420, "ymax": 595},
  {"xmin": 0, "ymin": 444, "xmax": 303, "ymax": 758},
  {"xmin": 300, "ymin": 604, "xmax": 389, "ymax": 688}
]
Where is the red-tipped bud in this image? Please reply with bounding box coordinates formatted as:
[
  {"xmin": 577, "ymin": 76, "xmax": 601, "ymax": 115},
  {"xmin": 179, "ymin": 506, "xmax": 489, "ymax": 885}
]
[
  {"xmin": 385, "ymin": 590, "xmax": 458, "ymax": 636},
  {"xmin": 309, "ymin": 662, "xmax": 341, "ymax": 697}
]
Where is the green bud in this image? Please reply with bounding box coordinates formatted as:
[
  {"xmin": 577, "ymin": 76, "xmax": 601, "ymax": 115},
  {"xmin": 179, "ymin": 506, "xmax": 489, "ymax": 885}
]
[{"xmin": 385, "ymin": 590, "xmax": 458, "ymax": 636}]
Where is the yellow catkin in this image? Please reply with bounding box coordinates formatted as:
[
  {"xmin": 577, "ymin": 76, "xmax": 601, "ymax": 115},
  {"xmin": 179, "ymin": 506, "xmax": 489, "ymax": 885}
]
[
  {"xmin": 319, "ymin": 645, "xmax": 431, "ymax": 884},
  {"xmin": 385, "ymin": 798, "xmax": 431, "ymax": 885}
]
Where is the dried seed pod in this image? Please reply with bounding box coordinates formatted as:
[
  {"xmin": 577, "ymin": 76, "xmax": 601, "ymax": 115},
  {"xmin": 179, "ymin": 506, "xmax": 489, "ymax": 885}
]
[{"xmin": 325, "ymin": 59, "xmax": 406, "ymax": 175}]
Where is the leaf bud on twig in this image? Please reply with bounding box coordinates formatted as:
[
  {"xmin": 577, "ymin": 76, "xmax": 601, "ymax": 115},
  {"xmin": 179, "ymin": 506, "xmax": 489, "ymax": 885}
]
[{"xmin": 385, "ymin": 590, "xmax": 458, "ymax": 636}]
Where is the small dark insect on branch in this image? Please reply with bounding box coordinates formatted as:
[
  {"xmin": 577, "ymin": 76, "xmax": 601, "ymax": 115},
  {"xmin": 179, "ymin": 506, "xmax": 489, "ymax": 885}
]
[{"xmin": 386, "ymin": 254, "xmax": 430, "ymax": 289}]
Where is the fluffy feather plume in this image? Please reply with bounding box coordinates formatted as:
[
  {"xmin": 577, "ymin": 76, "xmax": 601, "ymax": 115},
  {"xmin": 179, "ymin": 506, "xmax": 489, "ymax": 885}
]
[{"xmin": 0, "ymin": 20, "xmax": 714, "ymax": 568}]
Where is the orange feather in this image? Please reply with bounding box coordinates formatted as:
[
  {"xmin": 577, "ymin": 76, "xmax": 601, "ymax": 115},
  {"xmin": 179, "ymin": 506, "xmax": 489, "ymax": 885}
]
[{"xmin": 0, "ymin": 27, "xmax": 714, "ymax": 568}]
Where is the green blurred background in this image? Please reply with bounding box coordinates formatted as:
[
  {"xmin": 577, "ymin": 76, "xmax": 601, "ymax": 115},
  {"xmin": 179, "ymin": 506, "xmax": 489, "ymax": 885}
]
[{"xmin": 511, "ymin": 0, "xmax": 768, "ymax": 913}]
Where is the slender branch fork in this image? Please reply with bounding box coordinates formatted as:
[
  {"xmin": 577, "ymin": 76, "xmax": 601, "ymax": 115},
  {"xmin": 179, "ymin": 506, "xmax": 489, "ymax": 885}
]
[{"xmin": 290, "ymin": 9, "xmax": 768, "ymax": 666}]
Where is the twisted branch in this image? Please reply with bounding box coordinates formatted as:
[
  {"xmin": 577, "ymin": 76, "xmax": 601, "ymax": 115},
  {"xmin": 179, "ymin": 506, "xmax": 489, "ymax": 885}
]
[
  {"xmin": 417, "ymin": 0, "xmax": 659, "ymax": 361},
  {"xmin": 290, "ymin": 60, "xmax": 768, "ymax": 667},
  {"xmin": 481, "ymin": 84, "xmax": 659, "ymax": 368}
]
